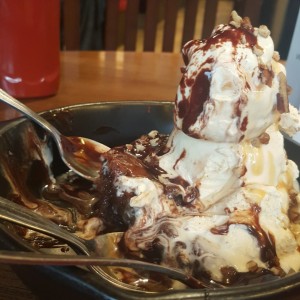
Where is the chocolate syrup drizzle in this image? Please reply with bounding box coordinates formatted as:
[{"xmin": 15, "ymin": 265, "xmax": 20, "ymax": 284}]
[
  {"xmin": 210, "ymin": 204, "xmax": 278, "ymax": 268},
  {"xmin": 177, "ymin": 24, "xmax": 258, "ymax": 139}
]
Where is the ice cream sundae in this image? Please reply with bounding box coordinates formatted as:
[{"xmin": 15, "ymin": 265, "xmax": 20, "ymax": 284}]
[
  {"xmin": 4, "ymin": 11, "xmax": 300, "ymax": 288},
  {"xmin": 92, "ymin": 11, "xmax": 300, "ymax": 285}
]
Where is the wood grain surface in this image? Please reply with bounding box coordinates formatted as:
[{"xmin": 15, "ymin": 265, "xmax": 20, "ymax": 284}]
[{"xmin": 0, "ymin": 51, "xmax": 182, "ymax": 122}]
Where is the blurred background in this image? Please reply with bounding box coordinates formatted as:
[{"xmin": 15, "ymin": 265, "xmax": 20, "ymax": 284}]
[{"xmin": 60, "ymin": 0, "xmax": 300, "ymax": 59}]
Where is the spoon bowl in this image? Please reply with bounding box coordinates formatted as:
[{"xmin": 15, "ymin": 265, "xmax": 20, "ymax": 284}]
[{"xmin": 0, "ymin": 89, "xmax": 109, "ymax": 181}]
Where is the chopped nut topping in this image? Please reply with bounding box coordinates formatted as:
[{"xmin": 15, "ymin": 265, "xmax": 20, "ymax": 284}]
[
  {"xmin": 241, "ymin": 17, "xmax": 252, "ymax": 30},
  {"xmin": 247, "ymin": 260, "xmax": 258, "ymax": 272},
  {"xmin": 272, "ymin": 51, "xmax": 280, "ymax": 61},
  {"xmin": 230, "ymin": 10, "xmax": 242, "ymax": 28},
  {"xmin": 251, "ymin": 133, "xmax": 270, "ymax": 147},
  {"xmin": 233, "ymin": 165, "xmax": 247, "ymax": 177},
  {"xmin": 230, "ymin": 11, "xmax": 253, "ymax": 31},
  {"xmin": 136, "ymin": 144, "xmax": 145, "ymax": 152},
  {"xmin": 258, "ymin": 25, "xmax": 271, "ymax": 38},
  {"xmin": 259, "ymin": 132, "xmax": 270, "ymax": 144},
  {"xmin": 150, "ymin": 138, "xmax": 159, "ymax": 146},
  {"xmin": 148, "ymin": 130, "xmax": 158, "ymax": 138},
  {"xmin": 271, "ymin": 267, "xmax": 286, "ymax": 277},
  {"xmin": 125, "ymin": 144, "xmax": 133, "ymax": 150},
  {"xmin": 230, "ymin": 20, "xmax": 240, "ymax": 28},
  {"xmin": 240, "ymin": 35, "xmax": 246, "ymax": 44}
]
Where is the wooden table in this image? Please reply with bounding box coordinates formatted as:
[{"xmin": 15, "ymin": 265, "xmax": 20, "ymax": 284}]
[
  {"xmin": 0, "ymin": 51, "xmax": 182, "ymax": 122},
  {"xmin": 0, "ymin": 51, "xmax": 299, "ymax": 300}
]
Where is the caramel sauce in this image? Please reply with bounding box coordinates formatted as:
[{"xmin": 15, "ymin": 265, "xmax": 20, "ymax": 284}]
[
  {"xmin": 243, "ymin": 143, "xmax": 264, "ymax": 177},
  {"xmin": 251, "ymin": 146, "xmax": 264, "ymax": 176}
]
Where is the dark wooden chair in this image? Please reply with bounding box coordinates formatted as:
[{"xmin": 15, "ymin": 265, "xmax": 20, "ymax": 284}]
[
  {"xmin": 104, "ymin": 0, "xmax": 219, "ymax": 52},
  {"xmin": 62, "ymin": 0, "xmax": 81, "ymax": 50},
  {"xmin": 61, "ymin": 0, "xmax": 263, "ymax": 52}
]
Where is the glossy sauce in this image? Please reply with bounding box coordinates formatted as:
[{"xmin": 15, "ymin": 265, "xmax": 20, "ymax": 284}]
[{"xmin": 60, "ymin": 136, "xmax": 108, "ymax": 178}]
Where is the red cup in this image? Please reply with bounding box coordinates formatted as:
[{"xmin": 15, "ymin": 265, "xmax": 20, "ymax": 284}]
[{"xmin": 0, "ymin": 0, "xmax": 60, "ymax": 98}]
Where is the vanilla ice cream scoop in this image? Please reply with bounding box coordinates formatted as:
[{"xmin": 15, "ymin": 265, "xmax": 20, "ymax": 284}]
[{"xmin": 175, "ymin": 12, "xmax": 289, "ymax": 143}]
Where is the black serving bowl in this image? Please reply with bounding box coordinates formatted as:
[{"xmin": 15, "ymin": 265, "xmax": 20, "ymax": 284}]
[{"xmin": 0, "ymin": 101, "xmax": 300, "ymax": 300}]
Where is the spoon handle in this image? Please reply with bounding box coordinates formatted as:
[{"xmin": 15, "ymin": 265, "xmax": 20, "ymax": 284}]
[
  {"xmin": 0, "ymin": 89, "xmax": 61, "ymax": 141},
  {"xmin": 0, "ymin": 196, "xmax": 89, "ymax": 255},
  {"xmin": 0, "ymin": 250, "xmax": 206, "ymax": 289}
]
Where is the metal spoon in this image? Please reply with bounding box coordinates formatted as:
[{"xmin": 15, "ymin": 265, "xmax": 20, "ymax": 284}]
[
  {"xmin": 0, "ymin": 196, "xmax": 222, "ymax": 289},
  {"xmin": 0, "ymin": 250, "xmax": 211, "ymax": 291},
  {"xmin": 0, "ymin": 89, "xmax": 109, "ymax": 181}
]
